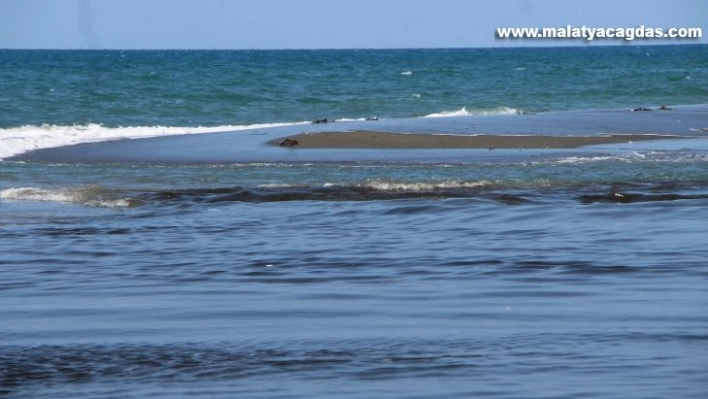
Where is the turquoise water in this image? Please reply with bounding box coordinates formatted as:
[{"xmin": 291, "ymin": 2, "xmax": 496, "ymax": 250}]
[{"xmin": 1, "ymin": 46, "xmax": 708, "ymax": 399}]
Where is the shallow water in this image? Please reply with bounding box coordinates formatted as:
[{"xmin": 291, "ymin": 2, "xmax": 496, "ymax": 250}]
[{"xmin": 2, "ymin": 150, "xmax": 708, "ymax": 398}]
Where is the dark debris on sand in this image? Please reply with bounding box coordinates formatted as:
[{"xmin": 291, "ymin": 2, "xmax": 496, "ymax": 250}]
[{"xmin": 278, "ymin": 138, "xmax": 299, "ymax": 147}]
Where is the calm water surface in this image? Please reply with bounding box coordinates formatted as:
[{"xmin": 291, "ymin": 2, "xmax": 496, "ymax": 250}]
[{"xmin": 3, "ymin": 158, "xmax": 708, "ymax": 398}]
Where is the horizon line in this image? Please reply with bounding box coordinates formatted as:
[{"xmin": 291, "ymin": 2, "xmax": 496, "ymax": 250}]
[{"xmin": 1, "ymin": 42, "xmax": 705, "ymax": 51}]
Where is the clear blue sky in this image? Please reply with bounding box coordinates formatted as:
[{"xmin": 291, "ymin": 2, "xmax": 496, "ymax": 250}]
[{"xmin": 0, "ymin": 0, "xmax": 705, "ymax": 49}]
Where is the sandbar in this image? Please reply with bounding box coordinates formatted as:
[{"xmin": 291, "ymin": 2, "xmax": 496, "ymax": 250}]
[{"xmin": 270, "ymin": 131, "xmax": 684, "ymax": 149}]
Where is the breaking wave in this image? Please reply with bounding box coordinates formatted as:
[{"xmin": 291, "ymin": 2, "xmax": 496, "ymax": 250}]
[
  {"xmin": 5, "ymin": 179, "xmax": 706, "ymax": 209},
  {"xmin": 422, "ymin": 106, "xmax": 522, "ymax": 118},
  {"xmin": 0, "ymin": 121, "xmax": 309, "ymax": 161},
  {"xmin": 0, "ymin": 186, "xmax": 136, "ymax": 208},
  {"xmin": 328, "ymin": 179, "xmax": 494, "ymax": 191},
  {"xmin": 0, "ymin": 108, "xmax": 518, "ymax": 161}
]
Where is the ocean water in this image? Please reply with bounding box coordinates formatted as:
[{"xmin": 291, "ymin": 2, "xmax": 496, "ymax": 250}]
[{"xmin": 1, "ymin": 46, "xmax": 708, "ymax": 398}]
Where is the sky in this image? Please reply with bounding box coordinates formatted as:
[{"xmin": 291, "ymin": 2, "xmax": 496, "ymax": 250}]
[{"xmin": 0, "ymin": 0, "xmax": 705, "ymax": 49}]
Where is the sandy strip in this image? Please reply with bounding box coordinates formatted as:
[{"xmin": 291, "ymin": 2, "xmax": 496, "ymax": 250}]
[{"xmin": 270, "ymin": 131, "xmax": 683, "ymax": 149}]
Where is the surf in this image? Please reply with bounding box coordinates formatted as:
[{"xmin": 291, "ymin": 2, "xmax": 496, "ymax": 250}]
[
  {"xmin": 422, "ymin": 106, "xmax": 523, "ymax": 118},
  {"xmin": 0, "ymin": 121, "xmax": 310, "ymax": 161}
]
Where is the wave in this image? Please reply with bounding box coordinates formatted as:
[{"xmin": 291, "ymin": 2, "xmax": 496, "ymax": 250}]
[
  {"xmin": 0, "ymin": 121, "xmax": 309, "ymax": 161},
  {"xmin": 0, "ymin": 180, "xmax": 512, "ymax": 208},
  {"xmin": 551, "ymin": 151, "xmax": 708, "ymax": 165},
  {"xmin": 0, "ymin": 107, "xmax": 521, "ymax": 161},
  {"xmin": 422, "ymin": 106, "xmax": 522, "ymax": 118},
  {"xmin": 5, "ymin": 179, "xmax": 706, "ymax": 209},
  {"xmin": 0, "ymin": 109, "xmax": 513, "ymax": 161},
  {"xmin": 0, "ymin": 186, "xmax": 136, "ymax": 208},
  {"xmin": 326, "ymin": 179, "xmax": 494, "ymax": 191}
]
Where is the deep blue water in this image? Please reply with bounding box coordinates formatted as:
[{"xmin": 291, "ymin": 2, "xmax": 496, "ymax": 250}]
[
  {"xmin": 1, "ymin": 45, "xmax": 707, "ymax": 127},
  {"xmin": 1, "ymin": 46, "xmax": 708, "ymax": 398}
]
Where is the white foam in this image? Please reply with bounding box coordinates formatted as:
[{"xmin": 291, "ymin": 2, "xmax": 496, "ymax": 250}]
[
  {"xmin": 324, "ymin": 179, "xmax": 493, "ymax": 191},
  {"xmin": 0, "ymin": 185, "xmax": 134, "ymax": 208},
  {"xmin": 401, "ymin": 71, "xmax": 413, "ymax": 76},
  {"xmin": 553, "ymin": 150, "xmax": 708, "ymax": 165},
  {"xmin": 422, "ymin": 106, "xmax": 520, "ymax": 118},
  {"xmin": 335, "ymin": 117, "xmax": 367, "ymax": 122},
  {"xmin": 0, "ymin": 121, "xmax": 309, "ymax": 161},
  {"xmin": 256, "ymin": 183, "xmax": 301, "ymax": 188},
  {"xmin": 554, "ymin": 156, "xmax": 616, "ymax": 164},
  {"xmin": 369, "ymin": 180, "xmax": 491, "ymax": 191}
]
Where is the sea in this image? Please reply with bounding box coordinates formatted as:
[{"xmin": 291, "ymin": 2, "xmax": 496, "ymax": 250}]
[{"xmin": 1, "ymin": 45, "xmax": 707, "ymax": 398}]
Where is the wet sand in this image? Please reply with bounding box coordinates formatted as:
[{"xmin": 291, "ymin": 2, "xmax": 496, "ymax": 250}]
[{"xmin": 271, "ymin": 131, "xmax": 684, "ymax": 149}]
